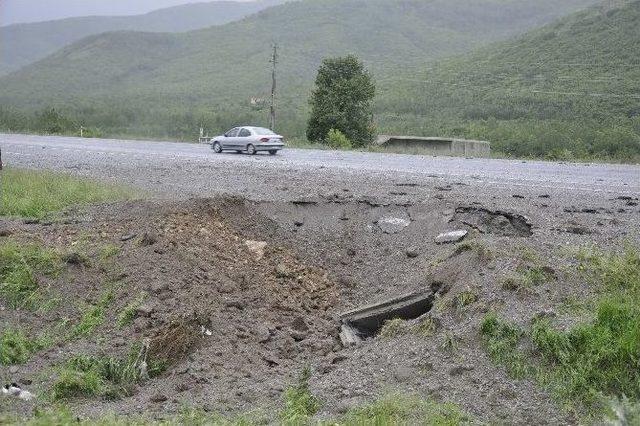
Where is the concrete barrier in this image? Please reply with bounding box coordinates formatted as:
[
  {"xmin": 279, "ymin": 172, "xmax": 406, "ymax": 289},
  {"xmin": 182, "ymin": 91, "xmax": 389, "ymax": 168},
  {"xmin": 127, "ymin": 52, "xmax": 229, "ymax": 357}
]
[{"xmin": 376, "ymin": 135, "xmax": 491, "ymax": 158}]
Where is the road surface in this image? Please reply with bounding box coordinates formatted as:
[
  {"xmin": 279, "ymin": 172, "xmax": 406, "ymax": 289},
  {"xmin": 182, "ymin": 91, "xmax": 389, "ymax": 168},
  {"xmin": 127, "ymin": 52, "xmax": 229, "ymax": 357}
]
[{"xmin": 1, "ymin": 134, "xmax": 639, "ymax": 206}]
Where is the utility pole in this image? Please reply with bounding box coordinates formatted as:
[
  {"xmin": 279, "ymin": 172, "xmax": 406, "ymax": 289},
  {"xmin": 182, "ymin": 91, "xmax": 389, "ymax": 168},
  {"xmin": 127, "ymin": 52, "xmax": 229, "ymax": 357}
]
[{"xmin": 269, "ymin": 43, "xmax": 278, "ymax": 131}]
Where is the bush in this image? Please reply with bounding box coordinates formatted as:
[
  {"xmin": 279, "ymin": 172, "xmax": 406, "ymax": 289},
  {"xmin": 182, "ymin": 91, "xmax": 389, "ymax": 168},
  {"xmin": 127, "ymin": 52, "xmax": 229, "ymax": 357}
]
[{"xmin": 326, "ymin": 129, "xmax": 352, "ymax": 149}]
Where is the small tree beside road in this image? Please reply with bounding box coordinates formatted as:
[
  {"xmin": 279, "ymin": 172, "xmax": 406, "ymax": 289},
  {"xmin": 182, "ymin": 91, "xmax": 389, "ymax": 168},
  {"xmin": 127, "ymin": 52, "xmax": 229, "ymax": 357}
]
[{"xmin": 306, "ymin": 55, "xmax": 375, "ymax": 147}]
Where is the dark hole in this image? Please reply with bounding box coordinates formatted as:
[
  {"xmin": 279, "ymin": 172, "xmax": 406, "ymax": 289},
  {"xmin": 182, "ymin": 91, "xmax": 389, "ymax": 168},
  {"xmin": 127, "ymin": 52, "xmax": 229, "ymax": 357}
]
[{"xmin": 340, "ymin": 292, "xmax": 435, "ymax": 339}]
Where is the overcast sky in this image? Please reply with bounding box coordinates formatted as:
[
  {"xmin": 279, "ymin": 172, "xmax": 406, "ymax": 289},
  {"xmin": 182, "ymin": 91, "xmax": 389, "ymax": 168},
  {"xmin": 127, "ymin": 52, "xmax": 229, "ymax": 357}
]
[{"xmin": 0, "ymin": 0, "xmax": 253, "ymax": 25}]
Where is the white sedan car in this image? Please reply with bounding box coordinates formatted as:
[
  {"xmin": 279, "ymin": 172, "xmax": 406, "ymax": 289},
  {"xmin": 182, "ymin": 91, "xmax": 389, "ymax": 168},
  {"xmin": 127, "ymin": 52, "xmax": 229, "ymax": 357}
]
[{"xmin": 211, "ymin": 126, "xmax": 285, "ymax": 155}]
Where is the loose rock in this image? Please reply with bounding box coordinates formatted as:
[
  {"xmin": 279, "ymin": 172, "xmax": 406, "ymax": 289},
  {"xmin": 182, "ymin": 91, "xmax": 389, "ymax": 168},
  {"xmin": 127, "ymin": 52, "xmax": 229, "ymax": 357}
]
[{"xmin": 435, "ymin": 230, "xmax": 468, "ymax": 244}]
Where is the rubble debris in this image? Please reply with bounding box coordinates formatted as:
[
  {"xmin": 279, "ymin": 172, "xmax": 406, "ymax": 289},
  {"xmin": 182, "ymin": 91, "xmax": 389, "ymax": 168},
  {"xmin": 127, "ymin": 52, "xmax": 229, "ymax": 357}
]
[
  {"xmin": 140, "ymin": 232, "xmax": 158, "ymax": 246},
  {"xmin": 339, "ymin": 324, "xmax": 362, "ymax": 347},
  {"xmin": 435, "ymin": 230, "xmax": 468, "ymax": 244},
  {"xmin": 405, "ymin": 247, "xmax": 420, "ymax": 258},
  {"xmin": 2, "ymin": 383, "xmax": 35, "ymax": 401},
  {"xmin": 376, "ymin": 216, "xmax": 411, "ymax": 234},
  {"xmin": 244, "ymin": 240, "xmax": 268, "ymax": 260}
]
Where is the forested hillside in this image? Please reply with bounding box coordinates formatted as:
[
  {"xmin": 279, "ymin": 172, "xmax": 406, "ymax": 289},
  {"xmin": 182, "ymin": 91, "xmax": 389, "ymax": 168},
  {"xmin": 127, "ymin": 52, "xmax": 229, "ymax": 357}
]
[
  {"xmin": 0, "ymin": 0, "xmax": 596, "ymax": 140},
  {"xmin": 0, "ymin": 0, "xmax": 286, "ymax": 76},
  {"xmin": 376, "ymin": 0, "xmax": 640, "ymax": 160}
]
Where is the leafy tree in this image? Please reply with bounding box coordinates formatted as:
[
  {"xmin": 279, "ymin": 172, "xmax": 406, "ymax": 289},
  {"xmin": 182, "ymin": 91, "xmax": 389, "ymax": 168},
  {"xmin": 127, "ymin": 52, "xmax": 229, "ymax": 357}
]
[{"xmin": 306, "ymin": 55, "xmax": 375, "ymax": 147}]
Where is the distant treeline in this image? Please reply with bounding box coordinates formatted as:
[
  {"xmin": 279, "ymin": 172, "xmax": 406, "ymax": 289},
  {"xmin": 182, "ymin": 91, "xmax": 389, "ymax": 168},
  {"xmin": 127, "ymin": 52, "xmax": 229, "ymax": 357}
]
[{"xmin": 2, "ymin": 104, "xmax": 640, "ymax": 162}]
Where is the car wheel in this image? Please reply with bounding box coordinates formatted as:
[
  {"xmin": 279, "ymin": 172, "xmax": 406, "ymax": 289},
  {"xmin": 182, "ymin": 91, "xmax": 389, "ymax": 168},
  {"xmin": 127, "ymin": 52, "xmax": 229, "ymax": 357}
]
[
  {"xmin": 212, "ymin": 142, "xmax": 222, "ymax": 153},
  {"xmin": 268, "ymin": 150, "xmax": 278, "ymax": 155},
  {"xmin": 247, "ymin": 144, "xmax": 257, "ymax": 155}
]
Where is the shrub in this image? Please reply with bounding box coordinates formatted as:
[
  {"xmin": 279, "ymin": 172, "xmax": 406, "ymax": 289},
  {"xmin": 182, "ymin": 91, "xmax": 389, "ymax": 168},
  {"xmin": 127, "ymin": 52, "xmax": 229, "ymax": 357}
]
[
  {"xmin": 307, "ymin": 55, "xmax": 376, "ymax": 147},
  {"xmin": 326, "ymin": 129, "xmax": 352, "ymax": 149}
]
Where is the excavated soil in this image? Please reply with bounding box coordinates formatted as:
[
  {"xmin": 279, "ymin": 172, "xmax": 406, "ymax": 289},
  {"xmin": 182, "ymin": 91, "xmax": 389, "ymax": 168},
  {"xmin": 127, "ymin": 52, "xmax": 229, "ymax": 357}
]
[{"xmin": 1, "ymin": 194, "xmax": 639, "ymax": 424}]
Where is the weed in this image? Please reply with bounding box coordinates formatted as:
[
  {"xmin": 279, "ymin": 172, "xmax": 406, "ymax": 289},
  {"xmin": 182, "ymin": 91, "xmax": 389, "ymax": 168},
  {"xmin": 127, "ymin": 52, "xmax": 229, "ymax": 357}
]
[
  {"xmin": 0, "ymin": 241, "xmax": 60, "ymax": 309},
  {"xmin": 415, "ymin": 315, "xmax": 439, "ymax": 337},
  {"xmin": 117, "ymin": 292, "xmax": 146, "ymax": 328},
  {"xmin": 607, "ymin": 396, "xmax": 640, "ymax": 425},
  {"xmin": 379, "ymin": 318, "xmax": 408, "ymax": 338},
  {"xmin": 99, "ymin": 244, "xmax": 120, "ymax": 261},
  {"xmin": 454, "ymin": 289, "xmax": 478, "ymax": 309},
  {"xmin": 520, "ymin": 265, "xmax": 555, "ymax": 286},
  {"xmin": 325, "ymin": 129, "xmax": 353, "ymax": 150},
  {"xmin": 454, "ymin": 240, "xmax": 493, "ymax": 261},
  {"xmin": 52, "ymin": 365, "xmax": 103, "ymax": 400},
  {"xmin": 441, "ymin": 332, "xmax": 458, "ymax": 353},
  {"xmin": 532, "ymin": 299, "xmax": 640, "ymax": 408},
  {"xmin": 71, "ymin": 290, "xmax": 114, "ymax": 338},
  {"xmin": 280, "ymin": 367, "xmax": 320, "ymax": 424},
  {"xmin": 500, "ymin": 275, "xmax": 522, "ymax": 291},
  {"xmin": 0, "ymin": 167, "xmax": 135, "ymax": 219}
]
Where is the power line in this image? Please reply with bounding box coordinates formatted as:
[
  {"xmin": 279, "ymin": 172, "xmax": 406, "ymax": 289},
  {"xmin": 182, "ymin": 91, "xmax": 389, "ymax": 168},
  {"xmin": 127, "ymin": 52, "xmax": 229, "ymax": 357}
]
[{"xmin": 269, "ymin": 43, "xmax": 278, "ymax": 131}]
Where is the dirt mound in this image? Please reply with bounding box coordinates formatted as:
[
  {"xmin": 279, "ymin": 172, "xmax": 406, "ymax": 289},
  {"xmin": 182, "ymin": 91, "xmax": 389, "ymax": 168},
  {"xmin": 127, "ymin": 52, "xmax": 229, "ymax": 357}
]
[{"xmin": 0, "ymin": 197, "xmax": 340, "ymax": 417}]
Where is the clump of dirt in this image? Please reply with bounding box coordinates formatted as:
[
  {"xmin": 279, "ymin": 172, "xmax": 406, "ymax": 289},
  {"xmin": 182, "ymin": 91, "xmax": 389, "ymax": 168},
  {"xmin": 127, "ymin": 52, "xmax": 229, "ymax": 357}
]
[
  {"xmin": 147, "ymin": 316, "xmax": 203, "ymax": 366},
  {"xmin": 453, "ymin": 206, "xmax": 533, "ymax": 237}
]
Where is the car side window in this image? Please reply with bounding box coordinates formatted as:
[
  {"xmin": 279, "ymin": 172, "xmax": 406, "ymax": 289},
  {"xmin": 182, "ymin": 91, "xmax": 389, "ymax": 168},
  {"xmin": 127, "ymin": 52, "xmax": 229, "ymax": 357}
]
[
  {"xmin": 226, "ymin": 128, "xmax": 239, "ymax": 137},
  {"xmin": 239, "ymin": 128, "xmax": 251, "ymax": 137}
]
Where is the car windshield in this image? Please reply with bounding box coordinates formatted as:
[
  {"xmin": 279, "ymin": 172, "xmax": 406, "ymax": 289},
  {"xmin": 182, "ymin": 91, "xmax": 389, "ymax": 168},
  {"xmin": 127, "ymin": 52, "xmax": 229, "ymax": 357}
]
[{"xmin": 251, "ymin": 127, "xmax": 276, "ymax": 135}]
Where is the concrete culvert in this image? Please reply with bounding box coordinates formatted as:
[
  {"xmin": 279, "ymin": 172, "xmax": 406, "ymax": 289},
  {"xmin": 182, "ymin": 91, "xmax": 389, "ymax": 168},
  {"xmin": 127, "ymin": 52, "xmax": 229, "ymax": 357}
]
[{"xmin": 338, "ymin": 291, "xmax": 436, "ymax": 346}]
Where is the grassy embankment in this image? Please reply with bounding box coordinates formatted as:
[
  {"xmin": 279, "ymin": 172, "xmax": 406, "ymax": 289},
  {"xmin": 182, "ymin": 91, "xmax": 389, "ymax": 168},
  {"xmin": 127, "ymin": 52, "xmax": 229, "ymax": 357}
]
[
  {"xmin": 481, "ymin": 245, "xmax": 640, "ymax": 422},
  {"xmin": 0, "ymin": 167, "xmax": 135, "ymax": 219}
]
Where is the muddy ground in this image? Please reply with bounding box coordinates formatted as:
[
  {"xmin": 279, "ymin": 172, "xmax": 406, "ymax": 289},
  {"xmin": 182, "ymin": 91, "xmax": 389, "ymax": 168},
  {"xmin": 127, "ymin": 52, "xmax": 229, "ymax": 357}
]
[{"xmin": 1, "ymin": 185, "xmax": 639, "ymax": 424}]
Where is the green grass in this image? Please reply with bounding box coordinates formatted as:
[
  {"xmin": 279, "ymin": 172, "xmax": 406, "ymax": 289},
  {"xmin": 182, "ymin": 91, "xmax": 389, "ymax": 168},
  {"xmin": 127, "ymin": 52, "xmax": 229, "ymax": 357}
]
[
  {"xmin": 0, "ymin": 240, "xmax": 60, "ymax": 309},
  {"xmin": 481, "ymin": 245, "xmax": 640, "ymax": 417},
  {"xmin": 480, "ymin": 314, "xmax": 534, "ymax": 379},
  {"xmin": 280, "ymin": 367, "xmax": 320, "ymax": 425},
  {"xmin": 0, "ymin": 168, "xmax": 134, "ymax": 219},
  {"xmin": 52, "ymin": 346, "xmax": 166, "ymax": 401},
  {"xmin": 0, "ymin": 328, "xmax": 49, "ymax": 365},
  {"xmin": 339, "ymin": 394, "xmax": 468, "ymax": 426},
  {"xmin": 71, "ymin": 290, "xmax": 114, "ymax": 338}
]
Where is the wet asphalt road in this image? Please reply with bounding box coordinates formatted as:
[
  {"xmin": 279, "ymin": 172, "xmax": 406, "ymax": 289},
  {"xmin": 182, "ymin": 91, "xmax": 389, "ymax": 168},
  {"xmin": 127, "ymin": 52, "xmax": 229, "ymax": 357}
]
[{"xmin": 1, "ymin": 133, "xmax": 639, "ymax": 203}]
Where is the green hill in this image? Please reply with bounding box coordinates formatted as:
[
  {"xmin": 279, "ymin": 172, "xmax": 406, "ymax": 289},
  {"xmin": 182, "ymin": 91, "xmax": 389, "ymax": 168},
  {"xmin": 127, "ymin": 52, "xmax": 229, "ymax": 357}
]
[
  {"xmin": 0, "ymin": 0, "xmax": 286, "ymax": 76},
  {"xmin": 377, "ymin": 0, "xmax": 640, "ymax": 160},
  {"xmin": 0, "ymin": 0, "xmax": 597, "ymax": 139}
]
